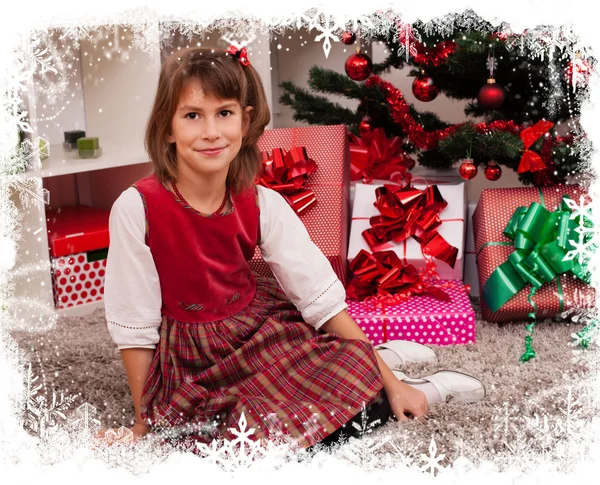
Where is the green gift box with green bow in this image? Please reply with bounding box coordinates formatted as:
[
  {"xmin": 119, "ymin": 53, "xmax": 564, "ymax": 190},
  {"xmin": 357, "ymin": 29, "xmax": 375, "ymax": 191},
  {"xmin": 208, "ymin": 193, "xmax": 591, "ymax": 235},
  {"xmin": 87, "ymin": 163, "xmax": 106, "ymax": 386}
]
[{"xmin": 473, "ymin": 186, "xmax": 597, "ymax": 361}]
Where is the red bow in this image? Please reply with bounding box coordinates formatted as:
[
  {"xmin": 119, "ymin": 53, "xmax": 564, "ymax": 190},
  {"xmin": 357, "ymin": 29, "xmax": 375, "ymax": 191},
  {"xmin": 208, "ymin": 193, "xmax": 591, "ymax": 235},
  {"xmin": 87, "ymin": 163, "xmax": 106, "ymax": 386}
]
[
  {"xmin": 517, "ymin": 120, "xmax": 555, "ymax": 174},
  {"xmin": 347, "ymin": 249, "xmax": 451, "ymax": 303},
  {"xmin": 349, "ymin": 128, "xmax": 415, "ymax": 183},
  {"xmin": 257, "ymin": 146, "xmax": 317, "ymax": 214},
  {"xmin": 227, "ymin": 45, "xmax": 250, "ymax": 67},
  {"xmin": 362, "ymin": 175, "xmax": 458, "ymax": 269}
]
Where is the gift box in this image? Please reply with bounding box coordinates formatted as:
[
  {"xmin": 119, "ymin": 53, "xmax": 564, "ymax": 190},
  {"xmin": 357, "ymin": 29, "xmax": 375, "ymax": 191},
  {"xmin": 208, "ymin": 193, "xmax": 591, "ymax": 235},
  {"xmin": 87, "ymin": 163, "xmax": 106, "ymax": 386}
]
[
  {"xmin": 77, "ymin": 137, "xmax": 102, "ymax": 159},
  {"xmin": 464, "ymin": 200, "xmax": 479, "ymax": 297},
  {"xmin": 63, "ymin": 130, "xmax": 86, "ymax": 151},
  {"xmin": 348, "ymin": 181, "xmax": 466, "ymax": 280},
  {"xmin": 348, "ymin": 160, "xmax": 461, "ymax": 208},
  {"xmin": 474, "ymin": 186, "xmax": 595, "ymax": 323},
  {"xmin": 251, "ymin": 125, "xmax": 350, "ymax": 285},
  {"xmin": 347, "ymin": 281, "xmax": 476, "ymax": 346},
  {"xmin": 46, "ymin": 205, "xmax": 110, "ymax": 309}
]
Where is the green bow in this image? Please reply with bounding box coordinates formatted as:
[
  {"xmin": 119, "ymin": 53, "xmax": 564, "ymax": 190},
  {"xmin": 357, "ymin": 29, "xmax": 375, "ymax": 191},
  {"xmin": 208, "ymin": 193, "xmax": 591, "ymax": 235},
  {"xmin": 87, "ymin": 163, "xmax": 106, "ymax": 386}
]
[{"xmin": 480, "ymin": 195, "xmax": 594, "ymax": 362}]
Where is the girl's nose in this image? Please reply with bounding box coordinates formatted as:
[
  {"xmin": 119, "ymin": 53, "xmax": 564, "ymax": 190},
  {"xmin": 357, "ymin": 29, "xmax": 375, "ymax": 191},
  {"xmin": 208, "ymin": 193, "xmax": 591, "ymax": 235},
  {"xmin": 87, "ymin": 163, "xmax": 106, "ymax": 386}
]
[{"xmin": 201, "ymin": 118, "xmax": 220, "ymax": 140}]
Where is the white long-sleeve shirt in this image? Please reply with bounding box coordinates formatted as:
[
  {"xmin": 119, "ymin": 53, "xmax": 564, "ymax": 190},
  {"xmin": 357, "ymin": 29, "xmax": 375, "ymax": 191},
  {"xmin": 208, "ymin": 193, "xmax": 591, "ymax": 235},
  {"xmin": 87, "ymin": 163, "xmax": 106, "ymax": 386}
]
[{"xmin": 104, "ymin": 184, "xmax": 348, "ymax": 350}]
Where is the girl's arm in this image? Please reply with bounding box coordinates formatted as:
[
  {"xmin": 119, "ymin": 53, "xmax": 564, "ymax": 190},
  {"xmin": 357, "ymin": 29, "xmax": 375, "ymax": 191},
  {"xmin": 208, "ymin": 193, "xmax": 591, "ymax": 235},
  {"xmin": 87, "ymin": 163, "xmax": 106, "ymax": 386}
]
[
  {"xmin": 120, "ymin": 348, "xmax": 154, "ymax": 436},
  {"xmin": 320, "ymin": 309, "xmax": 428, "ymax": 421}
]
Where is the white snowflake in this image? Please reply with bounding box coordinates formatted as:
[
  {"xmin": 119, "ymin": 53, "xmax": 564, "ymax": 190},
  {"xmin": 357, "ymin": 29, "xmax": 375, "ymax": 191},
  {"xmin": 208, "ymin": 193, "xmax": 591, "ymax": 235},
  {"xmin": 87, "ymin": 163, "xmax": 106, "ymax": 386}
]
[
  {"xmin": 220, "ymin": 31, "xmax": 257, "ymax": 49},
  {"xmin": 394, "ymin": 21, "xmax": 420, "ymax": 60},
  {"xmin": 195, "ymin": 412, "xmax": 295, "ymax": 472},
  {"xmin": 312, "ymin": 13, "xmax": 341, "ymax": 59},
  {"xmin": 58, "ymin": 25, "xmax": 94, "ymax": 49},
  {"xmin": 492, "ymin": 402, "xmax": 522, "ymax": 441},
  {"xmin": 524, "ymin": 413, "xmax": 555, "ymax": 449},
  {"xmin": 350, "ymin": 403, "xmax": 381, "ymax": 436},
  {"xmin": 545, "ymin": 59, "xmax": 564, "ymax": 118},
  {"xmin": 69, "ymin": 402, "xmax": 103, "ymax": 438},
  {"xmin": 420, "ymin": 436, "xmax": 446, "ymax": 476},
  {"xmin": 21, "ymin": 362, "xmax": 79, "ymax": 439},
  {"xmin": 562, "ymin": 196, "xmax": 597, "ymax": 266},
  {"xmin": 101, "ymin": 426, "xmax": 134, "ymax": 446},
  {"xmin": 486, "ymin": 54, "xmax": 498, "ymax": 76}
]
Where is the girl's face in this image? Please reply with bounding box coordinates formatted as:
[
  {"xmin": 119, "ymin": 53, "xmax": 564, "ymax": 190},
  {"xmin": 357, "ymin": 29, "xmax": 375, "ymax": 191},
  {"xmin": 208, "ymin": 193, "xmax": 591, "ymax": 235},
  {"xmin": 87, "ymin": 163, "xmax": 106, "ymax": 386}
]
[{"xmin": 167, "ymin": 79, "xmax": 251, "ymax": 180}]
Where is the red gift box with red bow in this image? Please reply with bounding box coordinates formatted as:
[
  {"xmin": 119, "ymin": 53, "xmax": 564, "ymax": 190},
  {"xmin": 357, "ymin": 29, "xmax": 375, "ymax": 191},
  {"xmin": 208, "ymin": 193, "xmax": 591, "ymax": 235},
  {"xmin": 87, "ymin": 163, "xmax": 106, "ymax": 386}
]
[{"xmin": 251, "ymin": 125, "xmax": 350, "ymax": 285}]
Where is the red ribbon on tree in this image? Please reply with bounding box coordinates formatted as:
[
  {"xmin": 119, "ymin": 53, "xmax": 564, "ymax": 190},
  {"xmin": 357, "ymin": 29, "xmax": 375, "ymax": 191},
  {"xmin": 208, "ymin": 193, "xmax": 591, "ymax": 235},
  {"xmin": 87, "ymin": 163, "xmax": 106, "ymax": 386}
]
[
  {"xmin": 257, "ymin": 146, "xmax": 318, "ymax": 214},
  {"xmin": 349, "ymin": 128, "xmax": 415, "ymax": 183},
  {"xmin": 361, "ymin": 174, "xmax": 459, "ymax": 269},
  {"xmin": 517, "ymin": 120, "xmax": 555, "ymax": 174}
]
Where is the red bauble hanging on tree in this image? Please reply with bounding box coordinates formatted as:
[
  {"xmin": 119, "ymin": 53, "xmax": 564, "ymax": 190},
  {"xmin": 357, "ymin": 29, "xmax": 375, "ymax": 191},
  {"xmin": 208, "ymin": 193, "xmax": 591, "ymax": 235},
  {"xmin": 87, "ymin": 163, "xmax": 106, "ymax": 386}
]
[
  {"xmin": 341, "ymin": 31, "xmax": 356, "ymax": 45},
  {"xmin": 459, "ymin": 159, "xmax": 478, "ymax": 180},
  {"xmin": 478, "ymin": 78, "xmax": 506, "ymax": 109},
  {"xmin": 484, "ymin": 162, "xmax": 502, "ymax": 181},
  {"xmin": 411, "ymin": 73, "xmax": 438, "ymax": 102},
  {"xmin": 345, "ymin": 51, "xmax": 373, "ymax": 81},
  {"xmin": 358, "ymin": 116, "xmax": 373, "ymax": 134}
]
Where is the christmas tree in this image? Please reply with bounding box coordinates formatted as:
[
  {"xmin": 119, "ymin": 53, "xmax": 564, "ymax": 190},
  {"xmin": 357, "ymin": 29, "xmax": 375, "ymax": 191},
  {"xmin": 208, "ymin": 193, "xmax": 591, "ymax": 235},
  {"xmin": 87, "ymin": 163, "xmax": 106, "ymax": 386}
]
[{"xmin": 279, "ymin": 12, "xmax": 593, "ymax": 185}]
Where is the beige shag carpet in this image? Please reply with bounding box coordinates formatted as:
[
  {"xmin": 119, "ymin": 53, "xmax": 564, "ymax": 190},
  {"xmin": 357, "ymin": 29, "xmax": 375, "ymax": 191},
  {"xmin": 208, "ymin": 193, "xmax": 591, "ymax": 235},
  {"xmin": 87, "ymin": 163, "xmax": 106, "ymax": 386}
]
[{"xmin": 9, "ymin": 298, "xmax": 600, "ymax": 470}]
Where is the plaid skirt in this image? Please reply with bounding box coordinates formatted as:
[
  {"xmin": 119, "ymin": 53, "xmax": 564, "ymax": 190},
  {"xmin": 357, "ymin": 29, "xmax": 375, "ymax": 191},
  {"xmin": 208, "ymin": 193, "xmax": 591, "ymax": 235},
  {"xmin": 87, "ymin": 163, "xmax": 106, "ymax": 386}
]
[{"xmin": 140, "ymin": 276, "xmax": 384, "ymax": 449}]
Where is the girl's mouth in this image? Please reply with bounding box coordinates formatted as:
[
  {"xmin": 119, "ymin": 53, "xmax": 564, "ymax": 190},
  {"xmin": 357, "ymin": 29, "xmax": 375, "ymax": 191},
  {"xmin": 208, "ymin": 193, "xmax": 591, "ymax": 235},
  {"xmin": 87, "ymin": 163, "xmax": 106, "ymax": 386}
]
[{"xmin": 195, "ymin": 147, "xmax": 226, "ymax": 156}]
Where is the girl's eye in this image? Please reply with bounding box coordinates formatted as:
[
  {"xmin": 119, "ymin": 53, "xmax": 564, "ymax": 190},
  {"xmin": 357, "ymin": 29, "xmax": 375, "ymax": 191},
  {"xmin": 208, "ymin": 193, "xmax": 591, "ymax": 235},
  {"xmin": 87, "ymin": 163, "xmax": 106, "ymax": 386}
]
[
  {"xmin": 219, "ymin": 110, "xmax": 233, "ymax": 117},
  {"xmin": 186, "ymin": 113, "xmax": 200, "ymax": 120}
]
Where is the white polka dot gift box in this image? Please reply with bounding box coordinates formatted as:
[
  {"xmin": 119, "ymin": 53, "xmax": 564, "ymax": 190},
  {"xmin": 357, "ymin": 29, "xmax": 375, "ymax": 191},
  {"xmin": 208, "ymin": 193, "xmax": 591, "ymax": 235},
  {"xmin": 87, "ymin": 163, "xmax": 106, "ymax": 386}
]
[
  {"xmin": 46, "ymin": 205, "xmax": 110, "ymax": 309},
  {"xmin": 251, "ymin": 125, "xmax": 350, "ymax": 286},
  {"xmin": 348, "ymin": 181, "xmax": 466, "ymax": 281},
  {"xmin": 346, "ymin": 281, "xmax": 476, "ymax": 346},
  {"xmin": 473, "ymin": 186, "xmax": 595, "ymax": 323}
]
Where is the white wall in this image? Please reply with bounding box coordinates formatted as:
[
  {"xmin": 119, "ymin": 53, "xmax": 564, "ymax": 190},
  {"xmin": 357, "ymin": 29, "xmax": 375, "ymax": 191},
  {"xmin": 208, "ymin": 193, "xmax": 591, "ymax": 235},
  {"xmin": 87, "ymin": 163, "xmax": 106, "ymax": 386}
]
[{"xmin": 32, "ymin": 30, "xmax": 86, "ymax": 146}]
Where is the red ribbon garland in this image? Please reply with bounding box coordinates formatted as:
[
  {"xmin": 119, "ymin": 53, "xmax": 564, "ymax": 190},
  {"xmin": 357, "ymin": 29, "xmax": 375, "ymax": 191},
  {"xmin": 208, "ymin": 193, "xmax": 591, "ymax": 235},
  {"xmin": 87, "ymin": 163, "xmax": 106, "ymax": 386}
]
[
  {"xmin": 257, "ymin": 146, "xmax": 318, "ymax": 214},
  {"xmin": 366, "ymin": 75, "xmax": 525, "ymax": 150},
  {"xmin": 349, "ymin": 128, "xmax": 415, "ymax": 183},
  {"xmin": 361, "ymin": 175, "xmax": 459, "ymax": 269},
  {"xmin": 517, "ymin": 120, "xmax": 555, "ymax": 173},
  {"xmin": 227, "ymin": 45, "xmax": 250, "ymax": 66},
  {"xmin": 412, "ymin": 40, "xmax": 457, "ymax": 67}
]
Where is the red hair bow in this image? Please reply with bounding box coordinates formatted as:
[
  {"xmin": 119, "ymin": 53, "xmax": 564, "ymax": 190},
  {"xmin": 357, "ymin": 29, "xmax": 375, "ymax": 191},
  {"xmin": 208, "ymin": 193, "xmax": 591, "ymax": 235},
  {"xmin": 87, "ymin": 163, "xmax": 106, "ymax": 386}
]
[{"xmin": 227, "ymin": 45, "xmax": 250, "ymax": 67}]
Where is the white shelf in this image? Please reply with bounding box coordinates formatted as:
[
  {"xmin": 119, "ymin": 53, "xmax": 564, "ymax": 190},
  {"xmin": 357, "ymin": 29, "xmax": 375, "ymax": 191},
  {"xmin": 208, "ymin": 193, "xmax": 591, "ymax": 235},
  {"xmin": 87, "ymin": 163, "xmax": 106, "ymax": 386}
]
[
  {"xmin": 56, "ymin": 300, "xmax": 105, "ymax": 318},
  {"xmin": 24, "ymin": 143, "xmax": 150, "ymax": 179}
]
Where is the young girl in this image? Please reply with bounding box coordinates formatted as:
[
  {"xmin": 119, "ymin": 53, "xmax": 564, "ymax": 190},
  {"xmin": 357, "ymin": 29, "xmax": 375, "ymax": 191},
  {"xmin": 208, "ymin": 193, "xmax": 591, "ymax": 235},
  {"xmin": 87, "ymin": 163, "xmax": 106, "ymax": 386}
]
[{"xmin": 104, "ymin": 47, "xmax": 485, "ymax": 450}]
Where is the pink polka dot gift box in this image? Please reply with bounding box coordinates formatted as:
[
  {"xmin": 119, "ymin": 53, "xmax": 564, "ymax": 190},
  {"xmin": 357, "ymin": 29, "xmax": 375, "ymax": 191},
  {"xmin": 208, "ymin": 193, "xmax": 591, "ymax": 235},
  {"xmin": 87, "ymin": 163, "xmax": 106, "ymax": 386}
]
[
  {"xmin": 346, "ymin": 281, "xmax": 476, "ymax": 346},
  {"xmin": 250, "ymin": 125, "xmax": 350, "ymax": 285},
  {"xmin": 46, "ymin": 205, "xmax": 110, "ymax": 309}
]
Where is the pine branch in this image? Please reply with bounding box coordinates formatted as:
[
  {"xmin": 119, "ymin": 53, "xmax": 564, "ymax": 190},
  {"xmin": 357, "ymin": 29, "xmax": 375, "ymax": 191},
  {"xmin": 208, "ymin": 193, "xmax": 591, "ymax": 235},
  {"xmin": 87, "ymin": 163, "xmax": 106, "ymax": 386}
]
[
  {"xmin": 307, "ymin": 66, "xmax": 369, "ymax": 100},
  {"xmin": 279, "ymin": 81, "xmax": 359, "ymax": 126}
]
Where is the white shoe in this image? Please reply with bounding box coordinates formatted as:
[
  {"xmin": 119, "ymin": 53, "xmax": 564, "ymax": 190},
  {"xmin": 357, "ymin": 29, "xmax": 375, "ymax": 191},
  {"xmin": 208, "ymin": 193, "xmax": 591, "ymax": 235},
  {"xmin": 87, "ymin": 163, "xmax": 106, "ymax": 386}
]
[
  {"xmin": 392, "ymin": 369, "xmax": 486, "ymax": 403},
  {"xmin": 375, "ymin": 340, "xmax": 438, "ymax": 368}
]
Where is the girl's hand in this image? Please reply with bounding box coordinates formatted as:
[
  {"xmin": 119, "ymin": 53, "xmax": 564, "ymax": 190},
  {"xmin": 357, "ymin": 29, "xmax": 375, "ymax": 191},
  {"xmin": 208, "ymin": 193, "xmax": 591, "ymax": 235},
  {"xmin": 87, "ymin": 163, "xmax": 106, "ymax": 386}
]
[
  {"xmin": 385, "ymin": 379, "xmax": 428, "ymax": 422},
  {"xmin": 130, "ymin": 422, "xmax": 150, "ymax": 442}
]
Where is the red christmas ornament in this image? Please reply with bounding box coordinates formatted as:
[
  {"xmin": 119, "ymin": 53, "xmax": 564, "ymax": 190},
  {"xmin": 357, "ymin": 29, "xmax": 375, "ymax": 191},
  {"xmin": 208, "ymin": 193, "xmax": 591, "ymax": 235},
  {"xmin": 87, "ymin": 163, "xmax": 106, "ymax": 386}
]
[
  {"xmin": 345, "ymin": 51, "xmax": 373, "ymax": 81},
  {"xmin": 359, "ymin": 116, "xmax": 373, "ymax": 134},
  {"xmin": 411, "ymin": 73, "xmax": 438, "ymax": 102},
  {"xmin": 484, "ymin": 162, "xmax": 502, "ymax": 181},
  {"xmin": 459, "ymin": 159, "xmax": 478, "ymax": 180},
  {"xmin": 341, "ymin": 31, "xmax": 356, "ymax": 45},
  {"xmin": 566, "ymin": 57, "xmax": 592, "ymax": 88},
  {"xmin": 478, "ymin": 78, "xmax": 505, "ymax": 109}
]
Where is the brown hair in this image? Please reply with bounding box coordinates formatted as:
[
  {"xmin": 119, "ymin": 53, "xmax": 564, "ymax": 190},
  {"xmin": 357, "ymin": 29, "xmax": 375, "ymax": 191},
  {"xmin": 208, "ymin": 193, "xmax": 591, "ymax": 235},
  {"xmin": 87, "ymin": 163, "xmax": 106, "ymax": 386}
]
[{"xmin": 145, "ymin": 47, "xmax": 271, "ymax": 194}]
